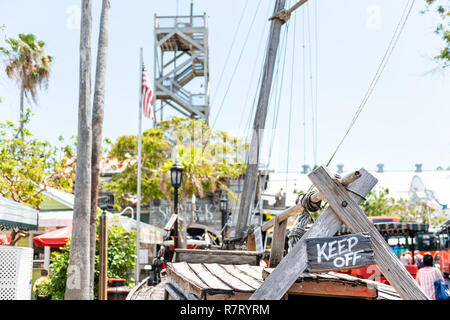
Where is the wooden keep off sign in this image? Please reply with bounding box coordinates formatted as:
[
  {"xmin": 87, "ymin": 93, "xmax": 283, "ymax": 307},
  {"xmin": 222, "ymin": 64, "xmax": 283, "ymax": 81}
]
[
  {"xmin": 250, "ymin": 166, "xmax": 429, "ymax": 300},
  {"xmin": 306, "ymin": 233, "xmax": 375, "ymax": 273}
]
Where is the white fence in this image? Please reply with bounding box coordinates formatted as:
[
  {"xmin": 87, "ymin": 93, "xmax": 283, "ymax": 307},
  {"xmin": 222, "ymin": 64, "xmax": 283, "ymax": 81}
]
[{"xmin": 0, "ymin": 245, "xmax": 33, "ymax": 300}]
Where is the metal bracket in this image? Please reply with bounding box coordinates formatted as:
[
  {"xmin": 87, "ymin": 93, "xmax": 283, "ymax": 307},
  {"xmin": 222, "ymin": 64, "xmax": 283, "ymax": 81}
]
[{"xmin": 269, "ymin": 10, "xmax": 290, "ymax": 24}]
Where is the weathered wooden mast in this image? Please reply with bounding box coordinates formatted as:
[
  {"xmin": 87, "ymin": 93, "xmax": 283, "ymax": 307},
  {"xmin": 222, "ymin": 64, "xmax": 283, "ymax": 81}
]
[
  {"xmin": 234, "ymin": 0, "xmax": 308, "ymax": 240},
  {"xmin": 234, "ymin": 0, "xmax": 287, "ymax": 240}
]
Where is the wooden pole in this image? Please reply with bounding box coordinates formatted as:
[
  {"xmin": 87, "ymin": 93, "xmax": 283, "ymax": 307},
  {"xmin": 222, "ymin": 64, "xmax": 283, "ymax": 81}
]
[
  {"xmin": 135, "ymin": 48, "xmax": 143, "ymax": 284},
  {"xmin": 98, "ymin": 210, "xmax": 108, "ymax": 300},
  {"xmin": 235, "ymin": 0, "xmax": 287, "ymax": 240}
]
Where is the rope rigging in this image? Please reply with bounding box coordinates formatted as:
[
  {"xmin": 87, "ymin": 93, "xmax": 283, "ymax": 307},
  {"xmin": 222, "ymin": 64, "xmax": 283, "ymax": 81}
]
[
  {"xmin": 210, "ymin": 0, "xmax": 249, "ymax": 109},
  {"xmin": 285, "ymin": 6, "xmax": 298, "ymax": 191},
  {"xmin": 238, "ymin": 0, "xmax": 273, "ymax": 133},
  {"xmin": 289, "ymin": 0, "xmax": 417, "ymax": 249},
  {"xmin": 211, "ymin": 0, "xmax": 263, "ymax": 129}
]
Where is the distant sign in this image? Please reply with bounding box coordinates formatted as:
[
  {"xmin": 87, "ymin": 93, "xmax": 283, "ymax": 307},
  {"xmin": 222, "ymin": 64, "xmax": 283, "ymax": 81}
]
[{"xmin": 306, "ymin": 233, "xmax": 375, "ymax": 272}]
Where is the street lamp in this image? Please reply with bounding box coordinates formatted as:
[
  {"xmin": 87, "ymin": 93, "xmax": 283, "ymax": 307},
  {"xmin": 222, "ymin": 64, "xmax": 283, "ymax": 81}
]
[
  {"xmin": 170, "ymin": 161, "xmax": 183, "ymax": 249},
  {"xmin": 219, "ymin": 192, "xmax": 229, "ymax": 240}
]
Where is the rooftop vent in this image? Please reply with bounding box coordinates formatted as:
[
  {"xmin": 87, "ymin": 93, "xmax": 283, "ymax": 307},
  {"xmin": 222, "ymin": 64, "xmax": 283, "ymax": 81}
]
[
  {"xmin": 415, "ymin": 164, "xmax": 422, "ymax": 173},
  {"xmin": 376, "ymin": 164, "xmax": 384, "ymax": 173}
]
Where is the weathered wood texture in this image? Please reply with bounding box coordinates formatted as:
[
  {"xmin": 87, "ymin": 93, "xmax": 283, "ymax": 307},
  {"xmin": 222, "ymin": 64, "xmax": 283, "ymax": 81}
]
[
  {"xmin": 174, "ymin": 249, "xmax": 262, "ymax": 266},
  {"xmin": 164, "ymin": 213, "xmax": 177, "ymax": 231},
  {"xmin": 268, "ymin": 216, "xmax": 287, "ymax": 267},
  {"xmin": 235, "ymin": 0, "xmax": 287, "ymax": 239},
  {"xmin": 166, "ymin": 278, "xmax": 201, "ymax": 300},
  {"xmin": 262, "ymin": 269, "xmax": 400, "ymax": 300},
  {"xmin": 131, "ymin": 263, "xmax": 401, "ymax": 300},
  {"xmin": 250, "ymin": 168, "xmax": 377, "ymax": 300},
  {"xmin": 260, "ymin": 170, "xmax": 361, "ymax": 232},
  {"xmin": 306, "ymin": 233, "xmax": 375, "ymax": 272},
  {"xmin": 247, "ymin": 232, "xmax": 256, "ymax": 251},
  {"xmin": 126, "ymin": 277, "xmax": 167, "ymax": 300},
  {"xmin": 254, "ymin": 227, "xmax": 264, "ymax": 252},
  {"xmin": 165, "ymin": 262, "xmax": 264, "ymax": 300},
  {"xmin": 287, "ymin": 279, "xmax": 377, "ymax": 299},
  {"xmin": 308, "ymin": 166, "xmax": 429, "ymax": 300}
]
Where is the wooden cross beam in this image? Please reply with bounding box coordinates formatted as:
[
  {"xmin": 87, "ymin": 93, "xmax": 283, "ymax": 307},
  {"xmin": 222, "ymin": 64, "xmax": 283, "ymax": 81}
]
[
  {"xmin": 251, "ymin": 166, "xmax": 429, "ymax": 300},
  {"xmin": 269, "ymin": 0, "xmax": 309, "ymax": 23},
  {"xmin": 308, "ymin": 166, "xmax": 428, "ymax": 300},
  {"xmin": 255, "ymin": 171, "xmax": 362, "ymax": 267},
  {"xmin": 250, "ymin": 168, "xmax": 377, "ymax": 300}
]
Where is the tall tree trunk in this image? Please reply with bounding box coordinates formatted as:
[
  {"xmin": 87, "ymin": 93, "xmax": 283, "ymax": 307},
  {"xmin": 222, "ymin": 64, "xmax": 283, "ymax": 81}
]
[
  {"xmin": 65, "ymin": 0, "xmax": 93, "ymax": 300},
  {"xmin": 90, "ymin": 0, "xmax": 111, "ymax": 300}
]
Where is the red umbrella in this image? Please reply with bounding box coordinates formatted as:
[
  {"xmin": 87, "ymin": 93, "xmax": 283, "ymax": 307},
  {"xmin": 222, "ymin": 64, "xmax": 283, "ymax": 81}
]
[
  {"xmin": 0, "ymin": 232, "xmax": 11, "ymax": 245},
  {"xmin": 33, "ymin": 225, "xmax": 72, "ymax": 248}
]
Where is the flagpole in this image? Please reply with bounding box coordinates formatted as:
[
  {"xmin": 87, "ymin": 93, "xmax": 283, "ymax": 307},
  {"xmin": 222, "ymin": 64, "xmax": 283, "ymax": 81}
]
[{"xmin": 136, "ymin": 48, "xmax": 143, "ymax": 285}]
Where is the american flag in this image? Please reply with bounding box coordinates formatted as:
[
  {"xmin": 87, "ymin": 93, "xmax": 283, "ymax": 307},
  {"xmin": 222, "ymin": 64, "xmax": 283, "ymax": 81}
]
[
  {"xmin": 142, "ymin": 71, "xmax": 155, "ymax": 120},
  {"xmin": 426, "ymin": 194, "xmax": 443, "ymax": 210}
]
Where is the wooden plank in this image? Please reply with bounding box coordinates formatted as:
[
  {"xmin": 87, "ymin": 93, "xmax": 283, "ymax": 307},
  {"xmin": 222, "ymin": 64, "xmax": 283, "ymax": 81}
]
[
  {"xmin": 236, "ymin": 264, "xmax": 264, "ymax": 281},
  {"xmin": 203, "ymin": 264, "xmax": 256, "ymax": 292},
  {"xmin": 165, "ymin": 279, "xmax": 201, "ymax": 300},
  {"xmin": 206, "ymin": 292, "xmax": 253, "ymax": 300},
  {"xmin": 165, "ymin": 281, "xmax": 187, "ymax": 300},
  {"xmin": 287, "ymin": 279, "xmax": 377, "ymax": 300},
  {"xmin": 306, "ymin": 233, "xmax": 375, "ymax": 272},
  {"xmin": 220, "ymin": 265, "xmax": 263, "ymax": 290},
  {"xmin": 308, "ymin": 166, "xmax": 429, "ymax": 300},
  {"xmin": 164, "ymin": 214, "xmax": 178, "ymax": 232},
  {"xmin": 250, "ymin": 168, "xmax": 377, "ymax": 300},
  {"xmin": 264, "ymin": 268, "xmax": 401, "ymax": 300},
  {"xmin": 188, "ymin": 264, "xmax": 233, "ymax": 293},
  {"xmin": 174, "ymin": 249, "xmax": 261, "ymax": 265},
  {"xmin": 247, "ymin": 232, "xmax": 256, "ymax": 251},
  {"xmin": 166, "ymin": 262, "xmax": 208, "ymax": 298},
  {"xmin": 262, "ymin": 269, "xmax": 378, "ymax": 299},
  {"xmin": 163, "ymin": 287, "xmax": 170, "ymax": 300},
  {"xmin": 174, "ymin": 249, "xmax": 263, "ymax": 256},
  {"xmin": 261, "ymin": 204, "xmax": 303, "ymax": 232},
  {"xmin": 268, "ymin": 216, "xmax": 287, "ymax": 267},
  {"xmin": 254, "ymin": 227, "xmax": 264, "ymax": 252}
]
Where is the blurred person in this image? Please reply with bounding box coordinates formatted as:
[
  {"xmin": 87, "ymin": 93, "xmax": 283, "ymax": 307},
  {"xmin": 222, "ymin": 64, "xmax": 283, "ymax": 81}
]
[
  {"xmin": 33, "ymin": 269, "xmax": 52, "ymax": 300},
  {"xmin": 414, "ymin": 251, "xmax": 423, "ymax": 265},
  {"xmin": 416, "ymin": 253, "xmax": 444, "ymax": 300},
  {"xmin": 400, "ymin": 251, "xmax": 411, "ymax": 266}
]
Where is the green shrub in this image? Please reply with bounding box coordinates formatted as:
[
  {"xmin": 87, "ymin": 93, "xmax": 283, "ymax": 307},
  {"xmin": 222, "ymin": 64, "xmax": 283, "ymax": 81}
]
[{"xmin": 49, "ymin": 224, "xmax": 136, "ymax": 299}]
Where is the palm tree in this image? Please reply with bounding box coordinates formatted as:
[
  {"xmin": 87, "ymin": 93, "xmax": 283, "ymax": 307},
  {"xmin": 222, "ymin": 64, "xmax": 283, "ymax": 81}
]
[
  {"xmin": 65, "ymin": 0, "xmax": 93, "ymax": 300},
  {"xmin": 0, "ymin": 33, "xmax": 52, "ymax": 136},
  {"xmin": 90, "ymin": 0, "xmax": 111, "ymax": 300}
]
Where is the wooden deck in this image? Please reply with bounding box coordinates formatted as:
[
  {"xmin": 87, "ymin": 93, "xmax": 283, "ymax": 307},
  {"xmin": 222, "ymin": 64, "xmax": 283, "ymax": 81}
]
[{"xmin": 127, "ymin": 262, "xmax": 401, "ymax": 300}]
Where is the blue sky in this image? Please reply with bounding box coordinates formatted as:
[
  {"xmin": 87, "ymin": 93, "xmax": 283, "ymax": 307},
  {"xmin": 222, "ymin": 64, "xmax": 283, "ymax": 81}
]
[{"xmin": 0, "ymin": 0, "xmax": 448, "ymax": 174}]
